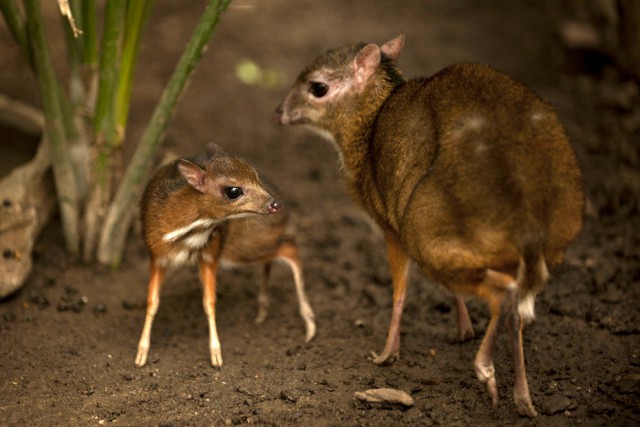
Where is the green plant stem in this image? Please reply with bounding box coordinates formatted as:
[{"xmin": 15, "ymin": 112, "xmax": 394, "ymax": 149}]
[
  {"xmin": 8, "ymin": 0, "xmax": 83, "ymax": 195},
  {"xmin": 115, "ymin": 0, "xmax": 155, "ymax": 144},
  {"xmin": 0, "ymin": 0, "xmax": 33, "ymax": 67},
  {"xmin": 94, "ymin": 0, "xmax": 125, "ymax": 144},
  {"xmin": 62, "ymin": 0, "xmax": 83, "ymax": 69},
  {"xmin": 79, "ymin": 0, "xmax": 98, "ymax": 115},
  {"xmin": 81, "ymin": 0, "xmax": 97, "ymax": 65},
  {"xmin": 83, "ymin": 0, "xmax": 126, "ymax": 262},
  {"xmin": 24, "ymin": 0, "xmax": 80, "ymax": 255},
  {"xmin": 59, "ymin": 2, "xmax": 88, "ymax": 203},
  {"xmin": 97, "ymin": 0, "xmax": 233, "ymax": 267}
]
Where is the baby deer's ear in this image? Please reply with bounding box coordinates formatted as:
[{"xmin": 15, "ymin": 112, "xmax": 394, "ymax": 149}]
[
  {"xmin": 353, "ymin": 43, "xmax": 381, "ymax": 90},
  {"xmin": 178, "ymin": 159, "xmax": 207, "ymax": 193},
  {"xmin": 205, "ymin": 142, "xmax": 227, "ymax": 159},
  {"xmin": 380, "ymin": 34, "xmax": 405, "ymax": 61}
]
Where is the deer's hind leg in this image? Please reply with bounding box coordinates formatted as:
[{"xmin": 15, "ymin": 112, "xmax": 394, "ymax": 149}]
[
  {"xmin": 255, "ymin": 262, "xmax": 271, "ymax": 325},
  {"xmin": 275, "ymin": 239, "xmax": 316, "ymax": 342},
  {"xmin": 455, "ymin": 269, "xmax": 537, "ymax": 417}
]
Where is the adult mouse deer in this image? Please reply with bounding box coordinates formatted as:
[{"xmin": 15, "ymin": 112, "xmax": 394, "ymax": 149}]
[
  {"xmin": 136, "ymin": 143, "xmax": 315, "ymax": 369},
  {"xmin": 274, "ymin": 34, "xmax": 583, "ymax": 417}
]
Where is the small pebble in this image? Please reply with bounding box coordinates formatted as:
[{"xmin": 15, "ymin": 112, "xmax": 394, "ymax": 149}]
[
  {"xmin": 538, "ymin": 394, "xmax": 573, "ymax": 415},
  {"xmin": 93, "ymin": 303, "xmax": 107, "ymax": 314},
  {"xmin": 64, "ymin": 285, "xmax": 79, "ymax": 295},
  {"xmin": 122, "ymin": 300, "xmax": 144, "ymax": 310},
  {"xmin": 28, "ymin": 289, "xmax": 49, "ymax": 309},
  {"xmin": 72, "ymin": 298, "xmax": 87, "ymax": 313},
  {"xmin": 280, "ymin": 389, "xmax": 298, "ymax": 403}
]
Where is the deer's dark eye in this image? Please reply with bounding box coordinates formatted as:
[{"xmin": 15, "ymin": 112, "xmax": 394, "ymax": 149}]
[
  {"xmin": 309, "ymin": 81, "xmax": 329, "ymax": 98},
  {"xmin": 223, "ymin": 187, "xmax": 244, "ymax": 200}
]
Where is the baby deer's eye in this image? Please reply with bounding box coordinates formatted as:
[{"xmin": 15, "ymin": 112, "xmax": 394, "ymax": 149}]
[
  {"xmin": 223, "ymin": 186, "xmax": 244, "ymax": 200},
  {"xmin": 309, "ymin": 81, "xmax": 329, "ymax": 98}
]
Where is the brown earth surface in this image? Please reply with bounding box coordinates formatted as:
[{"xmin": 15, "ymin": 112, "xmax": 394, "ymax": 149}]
[{"xmin": 1, "ymin": 1, "xmax": 639, "ymax": 425}]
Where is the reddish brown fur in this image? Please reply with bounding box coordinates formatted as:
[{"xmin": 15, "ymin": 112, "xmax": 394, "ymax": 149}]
[
  {"xmin": 135, "ymin": 144, "xmax": 315, "ymax": 369},
  {"xmin": 140, "ymin": 146, "xmax": 276, "ymax": 264},
  {"xmin": 275, "ymin": 35, "xmax": 584, "ymax": 417}
]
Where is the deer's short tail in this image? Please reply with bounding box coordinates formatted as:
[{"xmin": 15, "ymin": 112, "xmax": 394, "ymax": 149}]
[{"xmin": 516, "ymin": 250, "xmax": 549, "ymax": 324}]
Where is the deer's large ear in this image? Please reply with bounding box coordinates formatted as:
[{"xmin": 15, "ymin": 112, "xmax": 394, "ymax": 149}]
[
  {"xmin": 380, "ymin": 34, "xmax": 405, "ymax": 61},
  {"xmin": 205, "ymin": 142, "xmax": 227, "ymax": 158},
  {"xmin": 353, "ymin": 43, "xmax": 381, "ymax": 90},
  {"xmin": 178, "ymin": 159, "xmax": 207, "ymax": 193}
]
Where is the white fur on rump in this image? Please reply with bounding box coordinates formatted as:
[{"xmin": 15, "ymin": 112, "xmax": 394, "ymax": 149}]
[{"xmin": 518, "ymin": 293, "xmax": 536, "ymax": 323}]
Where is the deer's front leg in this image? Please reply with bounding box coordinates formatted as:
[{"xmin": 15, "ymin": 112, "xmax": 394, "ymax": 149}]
[
  {"xmin": 136, "ymin": 259, "xmax": 166, "ymax": 367},
  {"xmin": 372, "ymin": 231, "xmax": 409, "ymax": 366},
  {"xmin": 199, "ymin": 252, "xmax": 222, "ymax": 368}
]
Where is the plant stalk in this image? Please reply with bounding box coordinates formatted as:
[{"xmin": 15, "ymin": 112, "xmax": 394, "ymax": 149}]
[
  {"xmin": 24, "ymin": 0, "xmax": 80, "ymax": 254},
  {"xmin": 115, "ymin": 0, "xmax": 155, "ymax": 145},
  {"xmin": 0, "ymin": 0, "xmax": 33, "ymax": 66},
  {"xmin": 83, "ymin": 0, "xmax": 126, "ymax": 262},
  {"xmin": 80, "ymin": 0, "xmax": 98, "ymax": 110}
]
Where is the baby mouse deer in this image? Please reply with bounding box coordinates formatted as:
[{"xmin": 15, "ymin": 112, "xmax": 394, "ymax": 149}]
[
  {"xmin": 136, "ymin": 143, "xmax": 315, "ymax": 368},
  {"xmin": 275, "ymin": 35, "xmax": 583, "ymax": 417}
]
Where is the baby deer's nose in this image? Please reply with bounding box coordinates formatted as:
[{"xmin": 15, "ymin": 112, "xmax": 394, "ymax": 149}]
[
  {"xmin": 268, "ymin": 200, "xmax": 281, "ymax": 214},
  {"xmin": 273, "ymin": 106, "xmax": 283, "ymax": 124}
]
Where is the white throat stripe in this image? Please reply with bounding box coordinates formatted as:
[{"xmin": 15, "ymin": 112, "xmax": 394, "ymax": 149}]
[{"xmin": 162, "ymin": 218, "xmax": 217, "ymax": 242}]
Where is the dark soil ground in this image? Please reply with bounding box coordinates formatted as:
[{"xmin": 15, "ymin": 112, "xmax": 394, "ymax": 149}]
[{"xmin": 1, "ymin": 1, "xmax": 639, "ymax": 425}]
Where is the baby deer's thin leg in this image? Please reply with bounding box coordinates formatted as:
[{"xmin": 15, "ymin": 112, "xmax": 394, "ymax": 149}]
[
  {"xmin": 199, "ymin": 258, "xmax": 222, "ymax": 368},
  {"xmin": 454, "ymin": 294, "xmax": 475, "ymax": 341},
  {"xmin": 277, "ymin": 241, "xmax": 316, "ymax": 342},
  {"xmin": 136, "ymin": 260, "xmax": 166, "ymax": 367},
  {"xmin": 373, "ymin": 231, "xmax": 409, "ymax": 366},
  {"xmin": 255, "ymin": 262, "xmax": 271, "ymax": 325},
  {"xmin": 508, "ymin": 294, "xmax": 538, "ymax": 417}
]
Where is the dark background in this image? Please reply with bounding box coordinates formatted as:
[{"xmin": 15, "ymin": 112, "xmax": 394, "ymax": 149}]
[{"xmin": 1, "ymin": 1, "xmax": 638, "ymax": 425}]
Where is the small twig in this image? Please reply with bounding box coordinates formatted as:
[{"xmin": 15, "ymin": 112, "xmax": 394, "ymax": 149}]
[
  {"xmin": 0, "ymin": 93, "xmax": 44, "ymax": 137},
  {"xmin": 57, "ymin": 0, "xmax": 82, "ymax": 37}
]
